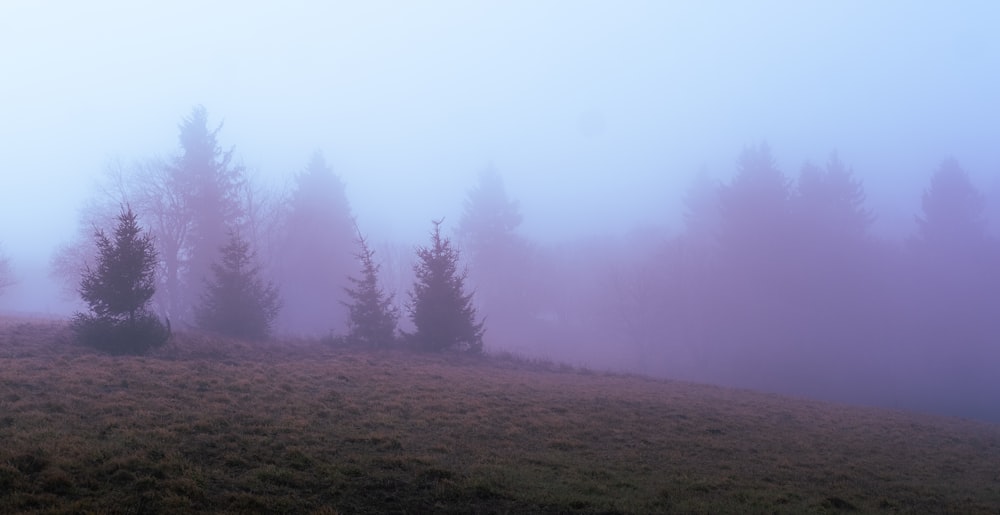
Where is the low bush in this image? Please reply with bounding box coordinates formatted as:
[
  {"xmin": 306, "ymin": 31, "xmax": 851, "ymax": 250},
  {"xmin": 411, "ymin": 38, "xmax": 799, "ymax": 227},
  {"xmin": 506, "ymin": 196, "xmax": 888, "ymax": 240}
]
[{"xmin": 72, "ymin": 312, "xmax": 169, "ymax": 355}]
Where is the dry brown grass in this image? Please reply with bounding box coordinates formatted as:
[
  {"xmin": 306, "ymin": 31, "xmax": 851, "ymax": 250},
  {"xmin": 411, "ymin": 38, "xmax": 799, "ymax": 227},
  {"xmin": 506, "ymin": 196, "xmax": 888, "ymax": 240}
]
[{"xmin": 1, "ymin": 317, "xmax": 999, "ymax": 514}]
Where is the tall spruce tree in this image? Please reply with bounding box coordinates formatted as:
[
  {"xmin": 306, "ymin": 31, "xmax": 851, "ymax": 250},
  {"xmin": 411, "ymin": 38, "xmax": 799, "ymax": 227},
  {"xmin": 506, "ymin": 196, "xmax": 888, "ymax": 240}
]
[
  {"xmin": 276, "ymin": 151, "xmax": 356, "ymax": 335},
  {"xmin": 796, "ymin": 152, "xmax": 873, "ymax": 240},
  {"xmin": 72, "ymin": 206, "xmax": 168, "ymax": 354},
  {"xmin": 196, "ymin": 231, "xmax": 281, "ymax": 341},
  {"xmin": 457, "ymin": 166, "xmax": 523, "ymax": 261},
  {"xmin": 343, "ymin": 230, "xmax": 398, "ymax": 347},
  {"xmin": 457, "ymin": 166, "xmax": 536, "ymax": 346},
  {"xmin": 717, "ymin": 143, "xmax": 792, "ymax": 258},
  {"xmin": 915, "ymin": 158, "xmax": 987, "ymax": 257},
  {"xmin": 174, "ymin": 105, "xmax": 243, "ymax": 320},
  {"xmin": 408, "ymin": 220, "xmax": 484, "ymax": 353}
]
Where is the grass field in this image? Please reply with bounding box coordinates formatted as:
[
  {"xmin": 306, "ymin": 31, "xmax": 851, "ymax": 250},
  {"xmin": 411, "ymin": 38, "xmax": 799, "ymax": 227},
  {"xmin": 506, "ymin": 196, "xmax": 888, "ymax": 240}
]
[{"xmin": 1, "ymin": 317, "xmax": 999, "ymax": 514}]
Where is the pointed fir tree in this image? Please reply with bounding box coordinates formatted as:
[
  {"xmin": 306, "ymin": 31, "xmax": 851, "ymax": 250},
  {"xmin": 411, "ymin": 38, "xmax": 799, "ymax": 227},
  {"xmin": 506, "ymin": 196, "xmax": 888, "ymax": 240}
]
[
  {"xmin": 456, "ymin": 166, "xmax": 537, "ymax": 342},
  {"xmin": 408, "ymin": 219, "xmax": 484, "ymax": 353},
  {"xmin": 796, "ymin": 152, "xmax": 873, "ymax": 240},
  {"xmin": 716, "ymin": 142, "xmax": 794, "ymax": 279},
  {"xmin": 915, "ymin": 158, "xmax": 987, "ymax": 256},
  {"xmin": 72, "ymin": 205, "xmax": 169, "ymax": 354},
  {"xmin": 196, "ymin": 231, "xmax": 281, "ymax": 341},
  {"xmin": 276, "ymin": 150, "xmax": 356, "ymax": 335},
  {"xmin": 457, "ymin": 165, "xmax": 523, "ymax": 262},
  {"xmin": 343, "ymin": 229, "xmax": 399, "ymax": 347},
  {"xmin": 173, "ymin": 105, "xmax": 243, "ymax": 320}
]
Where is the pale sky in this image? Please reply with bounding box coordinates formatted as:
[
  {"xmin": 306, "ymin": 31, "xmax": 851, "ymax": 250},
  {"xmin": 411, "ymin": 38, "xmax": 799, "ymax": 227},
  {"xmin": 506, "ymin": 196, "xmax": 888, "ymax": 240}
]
[{"xmin": 2, "ymin": 1, "xmax": 999, "ymax": 311}]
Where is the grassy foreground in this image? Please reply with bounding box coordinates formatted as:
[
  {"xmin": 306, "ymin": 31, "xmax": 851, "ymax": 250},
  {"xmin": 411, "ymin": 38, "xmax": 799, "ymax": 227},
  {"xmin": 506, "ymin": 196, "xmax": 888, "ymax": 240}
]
[{"xmin": 1, "ymin": 318, "xmax": 999, "ymax": 514}]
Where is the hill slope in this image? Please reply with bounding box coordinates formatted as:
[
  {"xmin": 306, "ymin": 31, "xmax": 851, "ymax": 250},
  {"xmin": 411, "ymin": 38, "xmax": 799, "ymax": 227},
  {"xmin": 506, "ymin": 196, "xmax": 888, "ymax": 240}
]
[{"xmin": 1, "ymin": 318, "xmax": 999, "ymax": 514}]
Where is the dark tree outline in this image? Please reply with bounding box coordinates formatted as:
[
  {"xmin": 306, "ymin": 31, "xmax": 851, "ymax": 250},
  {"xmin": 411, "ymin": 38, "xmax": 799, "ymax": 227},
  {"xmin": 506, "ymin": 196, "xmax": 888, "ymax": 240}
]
[
  {"xmin": 408, "ymin": 219, "xmax": 485, "ymax": 353},
  {"xmin": 343, "ymin": 225, "xmax": 399, "ymax": 348},
  {"xmin": 196, "ymin": 230, "xmax": 281, "ymax": 341},
  {"xmin": 72, "ymin": 205, "xmax": 168, "ymax": 354}
]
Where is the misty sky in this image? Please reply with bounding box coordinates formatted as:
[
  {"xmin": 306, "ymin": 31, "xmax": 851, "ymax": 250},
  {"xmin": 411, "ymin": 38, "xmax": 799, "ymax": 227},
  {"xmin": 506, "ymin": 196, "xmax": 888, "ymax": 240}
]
[{"xmin": 2, "ymin": 2, "xmax": 999, "ymax": 289}]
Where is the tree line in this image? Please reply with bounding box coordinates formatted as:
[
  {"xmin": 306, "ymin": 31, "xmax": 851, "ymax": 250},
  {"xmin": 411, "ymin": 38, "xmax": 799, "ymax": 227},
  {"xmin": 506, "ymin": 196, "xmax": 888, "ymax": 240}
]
[
  {"xmin": 448, "ymin": 143, "xmax": 1000, "ymax": 420},
  {"xmin": 50, "ymin": 106, "xmax": 482, "ymax": 355},
  {"xmin": 613, "ymin": 144, "xmax": 999, "ymax": 419},
  {"xmin": 2, "ymin": 106, "xmax": 996, "ymax": 419}
]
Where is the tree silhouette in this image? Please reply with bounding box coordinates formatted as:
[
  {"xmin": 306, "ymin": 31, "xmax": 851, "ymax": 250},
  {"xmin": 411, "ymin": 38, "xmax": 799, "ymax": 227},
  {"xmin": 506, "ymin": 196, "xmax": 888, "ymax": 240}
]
[
  {"xmin": 0, "ymin": 245, "xmax": 13, "ymax": 295},
  {"xmin": 714, "ymin": 142, "xmax": 795, "ymax": 295},
  {"xmin": 457, "ymin": 165, "xmax": 523, "ymax": 260},
  {"xmin": 457, "ymin": 166, "xmax": 537, "ymax": 346},
  {"xmin": 196, "ymin": 231, "xmax": 281, "ymax": 341},
  {"xmin": 408, "ymin": 220, "xmax": 484, "ymax": 353},
  {"xmin": 796, "ymin": 152, "xmax": 873, "ymax": 240},
  {"xmin": 72, "ymin": 206, "xmax": 168, "ymax": 354},
  {"xmin": 173, "ymin": 105, "xmax": 244, "ymax": 319},
  {"xmin": 915, "ymin": 158, "xmax": 987, "ymax": 256},
  {"xmin": 343, "ymin": 229, "xmax": 398, "ymax": 347},
  {"xmin": 717, "ymin": 143, "xmax": 792, "ymax": 256},
  {"xmin": 706, "ymin": 144, "xmax": 798, "ymax": 367},
  {"xmin": 275, "ymin": 151, "xmax": 356, "ymax": 335},
  {"xmin": 905, "ymin": 159, "xmax": 998, "ymax": 406}
]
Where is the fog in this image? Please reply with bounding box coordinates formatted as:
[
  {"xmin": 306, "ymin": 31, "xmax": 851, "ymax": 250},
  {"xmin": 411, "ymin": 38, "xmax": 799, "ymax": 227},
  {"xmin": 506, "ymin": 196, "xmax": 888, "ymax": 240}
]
[{"xmin": 2, "ymin": 2, "xmax": 999, "ymax": 420}]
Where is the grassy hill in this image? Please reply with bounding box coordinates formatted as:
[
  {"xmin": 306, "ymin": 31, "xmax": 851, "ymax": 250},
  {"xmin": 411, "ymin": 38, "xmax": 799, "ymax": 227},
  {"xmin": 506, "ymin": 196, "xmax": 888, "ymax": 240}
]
[{"xmin": 1, "ymin": 317, "xmax": 999, "ymax": 514}]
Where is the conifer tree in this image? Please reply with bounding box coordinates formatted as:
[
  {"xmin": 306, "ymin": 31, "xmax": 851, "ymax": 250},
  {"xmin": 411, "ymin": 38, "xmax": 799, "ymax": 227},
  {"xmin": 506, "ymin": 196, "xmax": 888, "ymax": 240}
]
[
  {"xmin": 173, "ymin": 105, "xmax": 244, "ymax": 320},
  {"xmin": 456, "ymin": 166, "xmax": 537, "ymax": 345},
  {"xmin": 196, "ymin": 231, "xmax": 280, "ymax": 340},
  {"xmin": 457, "ymin": 165, "xmax": 523, "ymax": 261},
  {"xmin": 72, "ymin": 206, "xmax": 168, "ymax": 354},
  {"xmin": 343, "ymin": 230, "xmax": 398, "ymax": 347},
  {"xmin": 796, "ymin": 152, "xmax": 873, "ymax": 240},
  {"xmin": 276, "ymin": 151, "xmax": 356, "ymax": 335},
  {"xmin": 408, "ymin": 220, "xmax": 484, "ymax": 353},
  {"xmin": 0, "ymin": 245, "xmax": 13, "ymax": 295},
  {"xmin": 915, "ymin": 158, "xmax": 987, "ymax": 256}
]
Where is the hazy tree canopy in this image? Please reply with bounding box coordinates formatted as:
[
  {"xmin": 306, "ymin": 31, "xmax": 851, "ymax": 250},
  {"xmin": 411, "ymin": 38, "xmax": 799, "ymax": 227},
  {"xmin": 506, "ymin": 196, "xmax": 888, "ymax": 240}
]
[
  {"xmin": 796, "ymin": 152, "xmax": 873, "ymax": 240},
  {"xmin": 905, "ymin": 159, "xmax": 998, "ymax": 390},
  {"xmin": 458, "ymin": 165, "xmax": 523, "ymax": 258},
  {"xmin": 0, "ymin": 245, "xmax": 13, "ymax": 295},
  {"xmin": 275, "ymin": 151, "xmax": 356, "ymax": 335},
  {"xmin": 408, "ymin": 220, "xmax": 484, "ymax": 353},
  {"xmin": 715, "ymin": 142, "xmax": 796, "ymax": 289},
  {"xmin": 681, "ymin": 169, "xmax": 721, "ymax": 247},
  {"xmin": 343, "ymin": 230, "xmax": 399, "ymax": 348},
  {"xmin": 457, "ymin": 167, "xmax": 542, "ymax": 347},
  {"xmin": 196, "ymin": 232, "xmax": 281, "ymax": 341},
  {"xmin": 717, "ymin": 143, "xmax": 792, "ymax": 253},
  {"xmin": 174, "ymin": 105, "xmax": 245, "ymax": 316},
  {"xmin": 72, "ymin": 206, "xmax": 168, "ymax": 354},
  {"xmin": 915, "ymin": 158, "xmax": 988, "ymax": 256},
  {"xmin": 788, "ymin": 153, "xmax": 878, "ymax": 297}
]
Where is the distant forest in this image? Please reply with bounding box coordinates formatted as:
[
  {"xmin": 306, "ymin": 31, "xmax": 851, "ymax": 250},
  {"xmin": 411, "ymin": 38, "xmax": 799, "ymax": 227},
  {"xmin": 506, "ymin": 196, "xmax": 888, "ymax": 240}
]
[{"xmin": 3, "ymin": 106, "xmax": 998, "ymax": 421}]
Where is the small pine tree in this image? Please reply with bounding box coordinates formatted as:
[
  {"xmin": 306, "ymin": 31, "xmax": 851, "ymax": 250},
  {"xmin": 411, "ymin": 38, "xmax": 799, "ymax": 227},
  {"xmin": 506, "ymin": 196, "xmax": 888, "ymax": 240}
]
[
  {"xmin": 408, "ymin": 219, "xmax": 484, "ymax": 353},
  {"xmin": 196, "ymin": 231, "xmax": 281, "ymax": 340},
  {"xmin": 72, "ymin": 206, "xmax": 169, "ymax": 354},
  {"xmin": 343, "ymin": 230, "xmax": 398, "ymax": 347}
]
